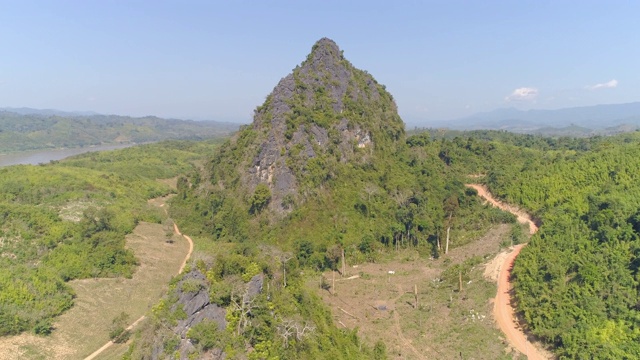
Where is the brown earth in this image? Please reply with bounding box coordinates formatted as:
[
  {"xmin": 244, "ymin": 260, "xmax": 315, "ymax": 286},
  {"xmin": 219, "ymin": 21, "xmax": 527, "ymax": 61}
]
[{"xmin": 317, "ymin": 225, "xmax": 514, "ymax": 359}]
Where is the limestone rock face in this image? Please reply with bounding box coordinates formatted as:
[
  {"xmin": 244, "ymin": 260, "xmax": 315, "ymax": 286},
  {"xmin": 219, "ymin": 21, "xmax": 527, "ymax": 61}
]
[{"xmin": 237, "ymin": 38, "xmax": 404, "ymax": 213}]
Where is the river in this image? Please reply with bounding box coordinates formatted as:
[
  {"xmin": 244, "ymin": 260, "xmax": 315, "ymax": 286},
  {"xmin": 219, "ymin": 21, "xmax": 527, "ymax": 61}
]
[{"xmin": 0, "ymin": 144, "xmax": 135, "ymax": 167}]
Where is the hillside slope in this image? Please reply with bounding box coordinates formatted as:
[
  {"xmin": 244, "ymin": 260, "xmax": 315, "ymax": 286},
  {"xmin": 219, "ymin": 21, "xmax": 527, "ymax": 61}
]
[
  {"xmin": 0, "ymin": 111, "xmax": 237, "ymax": 153},
  {"xmin": 125, "ymin": 38, "xmax": 516, "ymax": 359}
]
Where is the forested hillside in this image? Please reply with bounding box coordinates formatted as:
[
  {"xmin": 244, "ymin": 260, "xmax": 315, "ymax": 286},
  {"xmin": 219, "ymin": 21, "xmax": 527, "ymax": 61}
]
[
  {"xmin": 6, "ymin": 37, "xmax": 637, "ymax": 359},
  {"xmin": 0, "ymin": 140, "xmax": 219, "ymax": 336},
  {"xmin": 415, "ymin": 129, "xmax": 640, "ymax": 358},
  {"xmin": 487, "ymin": 135, "xmax": 640, "ymax": 358},
  {"xmin": 122, "ymin": 38, "xmax": 520, "ymax": 359},
  {"xmin": 0, "ymin": 111, "xmax": 237, "ymax": 153}
]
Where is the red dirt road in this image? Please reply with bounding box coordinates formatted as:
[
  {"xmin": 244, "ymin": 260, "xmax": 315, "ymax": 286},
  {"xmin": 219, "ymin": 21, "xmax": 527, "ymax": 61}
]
[
  {"xmin": 466, "ymin": 184, "xmax": 538, "ymax": 235},
  {"xmin": 495, "ymin": 244, "xmax": 548, "ymax": 359},
  {"xmin": 467, "ymin": 184, "xmax": 550, "ymax": 360}
]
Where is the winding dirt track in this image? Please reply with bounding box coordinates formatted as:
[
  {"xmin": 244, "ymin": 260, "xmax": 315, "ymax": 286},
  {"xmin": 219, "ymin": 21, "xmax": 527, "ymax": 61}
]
[
  {"xmin": 84, "ymin": 222, "xmax": 193, "ymax": 360},
  {"xmin": 466, "ymin": 184, "xmax": 538, "ymax": 235},
  {"xmin": 466, "ymin": 184, "xmax": 549, "ymax": 360}
]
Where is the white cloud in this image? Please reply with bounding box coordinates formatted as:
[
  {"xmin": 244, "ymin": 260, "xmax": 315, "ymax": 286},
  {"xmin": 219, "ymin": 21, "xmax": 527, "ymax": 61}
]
[
  {"xmin": 505, "ymin": 87, "xmax": 538, "ymax": 102},
  {"xmin": 587, "ymin": 79, "xmax": 618, "ymax": 90}
]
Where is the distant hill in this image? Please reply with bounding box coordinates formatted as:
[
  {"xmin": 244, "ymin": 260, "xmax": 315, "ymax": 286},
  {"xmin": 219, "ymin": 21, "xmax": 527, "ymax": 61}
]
[
  {"xmin": 0, "ymin": 110, "xmax": 239, "ymax": 153},
  {"xmin": 432, "ymin": 102, "xmax": 640, "ymax": 135},
  {"xmin": 0, "ymin": 107, "xmax": 100, "ymax": 117}
]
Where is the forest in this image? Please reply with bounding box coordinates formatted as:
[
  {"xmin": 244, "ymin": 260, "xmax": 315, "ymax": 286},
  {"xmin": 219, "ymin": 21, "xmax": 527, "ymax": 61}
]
[
  {"xmin": 419, "ymin": 129, "xmax": 640, "ymax": 358},
  {"xmin": 0, "ymin": 110, "xmax": 236, "ymax": 153}
]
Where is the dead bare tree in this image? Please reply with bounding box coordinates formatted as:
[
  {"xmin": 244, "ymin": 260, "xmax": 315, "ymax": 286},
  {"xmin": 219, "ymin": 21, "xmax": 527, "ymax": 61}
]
[
  {"xmin": 445, "ymin": 213, "xmax": 452, "ymax": 255},
  {"xmin": 362, "ymin": 184, "xmax": 379, "ymax": 218},
  {"xmin": 230, "ymin": 287, "xmax": 259, "ymax": 336},
  {"xmin": 258, "ymin": 245, "xmax": 293, "ymax": 288},
  {"xmin": 341, "ymin": 248, "xmax": 346, "ymax": 277},
  {"xmin": 279, "ymin": 252, "xmax": 294, "ymax": 288},
  {"xmin": 277, "ymin": 318, "xmax": 316, "ymax": 348},
  {"xmin": 294, "ymin": 322, "xmax": 316, "ymax": 340},
  {"xmin": 277, "ymin": 319, "xmax": 296, "ymax": 349}
]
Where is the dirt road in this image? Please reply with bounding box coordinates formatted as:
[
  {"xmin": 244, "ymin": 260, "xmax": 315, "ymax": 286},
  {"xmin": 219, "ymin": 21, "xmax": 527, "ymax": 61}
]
[
  {"xmin": 467, "ymin": 184, "xmax": 550, "ymax": 360},
  {"xmin": 466, "ymin": 184, "xmax": 538, "ymax": 235},
  {"xmin": 84, "ymin": 222, "xmax": 193, "ymax": 360}
]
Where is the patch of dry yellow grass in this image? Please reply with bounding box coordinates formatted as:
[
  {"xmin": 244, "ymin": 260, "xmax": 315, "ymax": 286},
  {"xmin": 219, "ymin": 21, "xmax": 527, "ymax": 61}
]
[{"xmin": 0, "ymin": 220, "xmax": 188, "ymax": 360}]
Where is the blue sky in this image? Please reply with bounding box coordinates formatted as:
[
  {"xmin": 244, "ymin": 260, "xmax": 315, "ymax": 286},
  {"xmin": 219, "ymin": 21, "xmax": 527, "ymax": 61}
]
[{"xmin": 1, "ymin": 1, "xmax": 638, "ymax": 125}]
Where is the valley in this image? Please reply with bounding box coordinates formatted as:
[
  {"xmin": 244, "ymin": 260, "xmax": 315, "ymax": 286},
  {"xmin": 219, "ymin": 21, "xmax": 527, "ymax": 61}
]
[{"xmin": 1, "ymin": 36, "xmax": 640, "ymax": 360}]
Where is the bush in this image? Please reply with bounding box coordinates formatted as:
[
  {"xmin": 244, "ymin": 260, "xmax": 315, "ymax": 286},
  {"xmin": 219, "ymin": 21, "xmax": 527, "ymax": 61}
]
[
  {"xmin": 33, "ymin": 319, "xmax": 53, "ymax": 336},
  {"xmin": 109, "ymin": 312, "xmax": 130, "ymax": 343}
]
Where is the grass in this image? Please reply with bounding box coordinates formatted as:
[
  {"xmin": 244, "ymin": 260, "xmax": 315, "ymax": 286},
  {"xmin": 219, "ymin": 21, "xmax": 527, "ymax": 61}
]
[{"xmin": 0, "ymin": 200, "xmax": 189, "ymax": 360}]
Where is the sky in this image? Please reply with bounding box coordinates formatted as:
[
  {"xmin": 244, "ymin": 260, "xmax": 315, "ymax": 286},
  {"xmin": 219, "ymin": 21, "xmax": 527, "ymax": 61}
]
[{"xmin": 1, "ymin": 1, "xmax": 639, "ymax": 125}]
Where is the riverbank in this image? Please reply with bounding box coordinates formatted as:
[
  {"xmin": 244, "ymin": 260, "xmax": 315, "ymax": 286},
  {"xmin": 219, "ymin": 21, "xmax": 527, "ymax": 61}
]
[{"xmin": 0, "ymin": 143, "xmax": 137, "ymax": 167}]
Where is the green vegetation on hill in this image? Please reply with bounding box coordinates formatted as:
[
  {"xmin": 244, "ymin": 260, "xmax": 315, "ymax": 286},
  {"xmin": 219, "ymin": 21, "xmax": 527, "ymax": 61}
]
[
  {"xmin": 0, "ymin": 140, "xmax": 219, "ymax": 336},
  {"xmin": 0, "ymin": 111, "xmax": 236, "ymax": 153},
  {"xmin": 415, "ymin": 129, "xmax": 640, "ymax": 358},
  {"xmin": 486, "ymin": 136, "xmax": 640, "ymax": 358},
  {"xmin": 134, "ymin": 39, "xmax": 519, "ymax": 359},
  {"xmin": 9, "ymin": 37, "xmax": 638, "ymax": 359}
]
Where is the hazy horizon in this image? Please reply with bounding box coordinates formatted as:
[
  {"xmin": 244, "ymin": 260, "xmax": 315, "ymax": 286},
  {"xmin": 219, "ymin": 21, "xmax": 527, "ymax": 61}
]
[{"xmin": 2, "ymin": 1, "xmax": 639, "ymax": 126}]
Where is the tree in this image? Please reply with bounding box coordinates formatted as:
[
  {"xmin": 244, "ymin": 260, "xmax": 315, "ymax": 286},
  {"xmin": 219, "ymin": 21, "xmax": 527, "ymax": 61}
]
[{"xmin": 250, "ymin": 183, "xmax": 272, "ymax": 214}]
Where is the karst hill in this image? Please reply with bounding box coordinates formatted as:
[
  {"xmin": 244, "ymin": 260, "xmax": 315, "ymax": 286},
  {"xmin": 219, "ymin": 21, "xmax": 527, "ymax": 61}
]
[
  {"xmin": 205, "ymin": 38, "xmax": 406, "ymax": 216},
  {"xmin": 175, "ymin": 37, "xmax": 454, "ymax": 257}
]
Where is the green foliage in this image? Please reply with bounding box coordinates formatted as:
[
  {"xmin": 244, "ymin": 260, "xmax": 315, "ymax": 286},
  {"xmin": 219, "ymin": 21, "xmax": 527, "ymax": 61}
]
[
  {"xmin": 242, "ymin": 262, "xmax": 262, "ymax": 282},
  {"xmin": 373, "ymin": 340, "xmax": 388, "ymax": 360},
  {"xmin": 188, "ymin": 320, "xmax": 222, "ymax": 351},
  {"xmin": 467, "ymin": 131, "xmax": 640, "ymax": 357},
  {"xmin": 109, "ymin": 311, "xmax": 130, "ymax": 343},
  {"xmin": 250, "ymin": 184, "xmax": 272, "ymax": 214},
  {"xmin": 33, "ymin": 319, "xmax": 54, "ymax": 336},
  {"xmin": 0, "ymin": 140, "xmax": 217, "ymax": 336},
  {"xmin": 0, "ymin": 111, "xmax": 234, "ymax": 153},
  {"xmin": 181, "ymin": 278, "xmax": 205, "ymax": 294}
]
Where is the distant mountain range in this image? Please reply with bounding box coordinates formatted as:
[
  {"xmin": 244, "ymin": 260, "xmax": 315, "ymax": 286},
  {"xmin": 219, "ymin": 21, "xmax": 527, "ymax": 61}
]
[
  {"xmin": 426, "ymin": 102, "xmax": 640, "ymax": 136},
  {"xmin": 0, "ymin": 108, "xmax": 239, "ymax": 153},
  {"xmin": 0, "ymin": 107, "xmax": 101, "ymax": 117}
]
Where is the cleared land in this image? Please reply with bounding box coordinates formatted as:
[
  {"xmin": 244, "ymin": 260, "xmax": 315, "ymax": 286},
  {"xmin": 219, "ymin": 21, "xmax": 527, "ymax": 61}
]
[
  {"xmin": 0, "ymin": 197, "xmax": 189, "ymax": 360},
  {"xmin": 316, "ymin": 224, "xmax": 521, "ymax": 359}
]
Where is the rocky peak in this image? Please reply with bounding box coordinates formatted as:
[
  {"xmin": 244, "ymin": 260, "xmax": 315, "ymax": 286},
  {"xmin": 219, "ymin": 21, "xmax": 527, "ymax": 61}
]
[
  {"xmin": 304, "ymin": 37, "xmax": 342, "ymax": 71},
  {"xmin": 238, "ymin": 38, "xmax": 405, "ymax": 214}
]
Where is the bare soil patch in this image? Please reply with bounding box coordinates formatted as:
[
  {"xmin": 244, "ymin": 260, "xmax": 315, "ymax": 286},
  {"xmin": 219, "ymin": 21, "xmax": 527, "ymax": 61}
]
[{"xmin": 316, "ymin": 225, "xmax": 516, "ymax": 359}]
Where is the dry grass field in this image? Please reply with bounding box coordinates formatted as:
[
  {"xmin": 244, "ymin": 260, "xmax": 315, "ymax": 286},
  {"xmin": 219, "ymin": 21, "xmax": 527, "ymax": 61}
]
[{"xmin": 0, "ymin": 196, "xmax": 188, "ymax": 360}]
